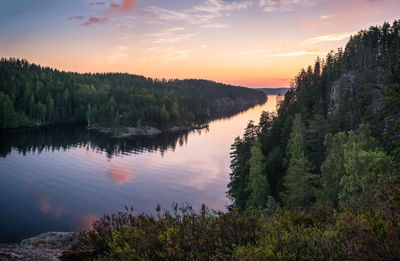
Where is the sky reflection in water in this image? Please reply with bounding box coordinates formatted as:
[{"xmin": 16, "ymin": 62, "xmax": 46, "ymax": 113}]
[{"xmin": 0, "ymin": 95, "xmax": 278, "ymax": 243}]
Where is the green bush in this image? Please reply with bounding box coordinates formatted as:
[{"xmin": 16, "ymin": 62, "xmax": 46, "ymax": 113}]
[{"xmin": 63, "ymin": 186, "xmax": 400, "ymax": 260}]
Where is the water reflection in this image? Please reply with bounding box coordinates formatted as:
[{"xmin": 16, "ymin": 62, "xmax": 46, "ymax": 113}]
[
  {"xmin": 0, "ymin": 125, "xmax": 203, "ymax": 159},
  {"xmin": 0, "ymin": 96, "xmax": 278, "ymax": 243},
  {"xmin": 37, "ymin": 193, "xmax": 67, "ymax": 219},
  {"xmin": 107, "ymin": 164, "xmax": 134, "ymax": 185},
  {"xmin": 0, "ymin": 101, "xmax": 266, "ymax": 159},
  {"xmin": 75, "ymin": 214, "xmax": 98, "ymax": 231}
]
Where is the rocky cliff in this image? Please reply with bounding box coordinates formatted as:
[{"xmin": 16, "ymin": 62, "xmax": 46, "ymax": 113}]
[{"xmin": 327, "ymin": 68, "xmax": 386, "ymax": 132}]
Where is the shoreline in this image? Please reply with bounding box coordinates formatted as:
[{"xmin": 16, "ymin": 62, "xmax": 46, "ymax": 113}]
[
  {"xmin": 87, "ymin": 97, "xmax": 268, "ymax": 139},
  {"xmin": 87, "ymin": 123, "xmax": 209, "ymax": 138}
]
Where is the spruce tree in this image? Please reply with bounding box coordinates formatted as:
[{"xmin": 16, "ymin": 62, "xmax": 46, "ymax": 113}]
[
  {"xmin": 247, "ymin": 139, "xmax": 269, "ymax": 208},
  {"xmin": 319, "ymin": 132, "xmax": 348, "ymax": 207},
  {"xmin": 282, "ymin": 114, "xmax": 318, "ymax": 209}
]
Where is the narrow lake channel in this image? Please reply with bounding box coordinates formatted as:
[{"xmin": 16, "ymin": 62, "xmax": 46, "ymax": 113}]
[{"xmin": 0, "ymin": 95, "xmax": 278, "ymax": 243}]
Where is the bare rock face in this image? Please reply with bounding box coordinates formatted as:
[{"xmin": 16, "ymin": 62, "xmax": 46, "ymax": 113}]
[
  {"xmin": 370, "ymin": 67, "xmax": 386, "ymax": 115},
  {"xmin": 328, "ymin": 72, "xmax": 356, "ymax": 117},
  {"xmin": 111, "ymin": 126, "xmax": 162, "ymax": 138},
  {"xmin": 328, "ymin": 69, "xmax": 385, "ymax": 122},
  {"xmin": 90, "ymin": 125, "xmax": 163, "ymax": 138},
  {"xmin": 0, "ymin": 244, "xmax": 64, "ymax": 261},
  {"xmin": 0, "ymin": 232, "xmax": 77, "ymax": 261},
  {"xmin": 21, "ymin": 232, "xmax": 78, "ymax": 246}
]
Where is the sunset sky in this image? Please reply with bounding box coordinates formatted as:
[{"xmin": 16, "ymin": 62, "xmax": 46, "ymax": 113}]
[{"xmin": 1, "ymin": 0, "xmax": 399, "ymax": 87}]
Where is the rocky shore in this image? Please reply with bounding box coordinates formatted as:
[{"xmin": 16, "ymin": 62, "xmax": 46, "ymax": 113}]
[
  {"xmin": 0, "ymin": 232, "xmax": 77, "ymax": 261},
  {"xmin": 88, "ymin": 124, "xmax": 209, "ymax": 138}
]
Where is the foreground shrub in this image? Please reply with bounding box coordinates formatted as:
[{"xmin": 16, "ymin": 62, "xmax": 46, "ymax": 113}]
[
  {"xmin": 64, "ymin": 203, "xmax": 260, "ymax": 260},
  {"xmin": 63, "ymin": 185, "xmax": 400, "ymax": 260},
  {"xmin": 233, "ymin": 205, "xmax": 345, "ymax": 260}
]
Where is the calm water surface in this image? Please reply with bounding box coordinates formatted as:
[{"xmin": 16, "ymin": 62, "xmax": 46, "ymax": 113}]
[{"xmin": 0, "ymin": 95, "xmax": 278, "ymax": 243}]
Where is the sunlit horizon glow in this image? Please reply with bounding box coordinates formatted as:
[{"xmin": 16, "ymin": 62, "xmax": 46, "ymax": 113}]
[{"xmin": 1, "ymin": 0, "xmax": 399, "ymax": 88}]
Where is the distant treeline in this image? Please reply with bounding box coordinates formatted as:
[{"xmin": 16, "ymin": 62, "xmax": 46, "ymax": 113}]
[
  {"xmin": 257, "ymin": 87, "xmax": 289, "ymax": 95},
  {"xmin": 0, "ymin": 59, "xmax": 265, "ymax": 129}
]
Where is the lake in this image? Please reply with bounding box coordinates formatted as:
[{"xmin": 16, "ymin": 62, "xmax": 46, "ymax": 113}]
[{"xmin": 0, "ymin": 95, "xmax": 278, "ymax": 243}]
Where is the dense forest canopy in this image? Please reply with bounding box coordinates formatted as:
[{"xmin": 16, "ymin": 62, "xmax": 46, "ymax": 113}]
[
  {"xmin": 228, "ymin": 19, "xmax": 400, "ymax": 211},
  {"xmin": 0, "ymin": 59, "xmax": 265, "ymax": 129}
]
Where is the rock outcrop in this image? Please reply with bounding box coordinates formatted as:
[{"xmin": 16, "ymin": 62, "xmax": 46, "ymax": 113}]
[
  {"xmin": 327, "ymin": 69, "xmax": 386, "ymax": 130},
  {"xmin": 89, "ymin": 124, "xmax": 209, "ymax": 139},
  {"xmin": 0, "ymin": 232, "xmax": 77, "ymax": 261},
  {"xmin": 328, "ymin": 72, "xmax": 356, "ymax": 116}
]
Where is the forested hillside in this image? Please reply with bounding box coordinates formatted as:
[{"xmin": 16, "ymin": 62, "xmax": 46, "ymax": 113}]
[
  {"xmin": 0, "ymin": 60, "xmax": 265, "ymax": 129},
  {"xmin": 228, "ymin": 20, "xmax": 400, "ymax": 211}
]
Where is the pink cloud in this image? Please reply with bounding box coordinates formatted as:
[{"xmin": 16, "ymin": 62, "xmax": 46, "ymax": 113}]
[
  {"xmin": 121, "ymin": 0, "xmax": 136, "ymax": 10},
  {"xmin": 81, "ymin": 16, "xmax": 108, "ymax": 26},
  {"xmin": 106, "ymin": 0, "xmax": 137, "ymax": 14},
  {"xmin": 74, "ymin": 0, "xmax": 136, "ymax": 27}
]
